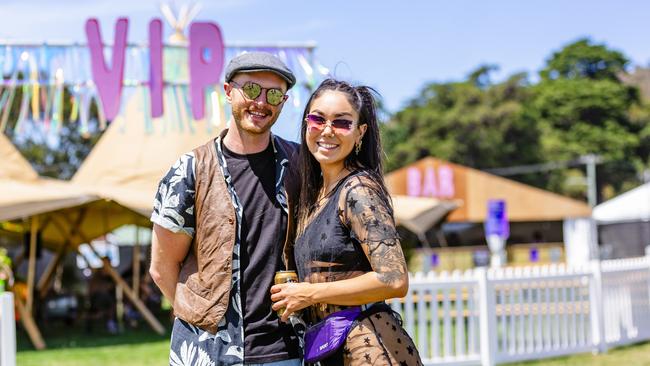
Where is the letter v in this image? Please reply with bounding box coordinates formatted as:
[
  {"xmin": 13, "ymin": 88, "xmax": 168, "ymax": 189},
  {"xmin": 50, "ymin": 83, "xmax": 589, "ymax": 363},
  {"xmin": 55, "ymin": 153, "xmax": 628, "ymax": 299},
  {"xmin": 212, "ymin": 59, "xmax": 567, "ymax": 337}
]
[{"xmin": 85, "ymin": 18, "xmax": 128, "ymax": 121}]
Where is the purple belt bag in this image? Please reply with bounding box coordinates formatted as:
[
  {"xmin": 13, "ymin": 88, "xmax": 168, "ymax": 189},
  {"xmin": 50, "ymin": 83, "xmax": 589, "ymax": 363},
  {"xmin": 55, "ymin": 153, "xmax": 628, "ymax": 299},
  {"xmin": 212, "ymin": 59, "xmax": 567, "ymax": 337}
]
[{"xmin": 304, "ymin": 306, "xmax": 362, "ymax": 363}]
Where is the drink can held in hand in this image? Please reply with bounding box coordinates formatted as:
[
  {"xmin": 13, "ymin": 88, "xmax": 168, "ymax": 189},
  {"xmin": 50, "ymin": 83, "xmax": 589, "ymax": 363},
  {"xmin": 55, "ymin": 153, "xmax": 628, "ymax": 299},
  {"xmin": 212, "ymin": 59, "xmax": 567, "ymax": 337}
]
[{"xmin": 274, "ymin": 270, "xmax": 298, "ymax": 316}]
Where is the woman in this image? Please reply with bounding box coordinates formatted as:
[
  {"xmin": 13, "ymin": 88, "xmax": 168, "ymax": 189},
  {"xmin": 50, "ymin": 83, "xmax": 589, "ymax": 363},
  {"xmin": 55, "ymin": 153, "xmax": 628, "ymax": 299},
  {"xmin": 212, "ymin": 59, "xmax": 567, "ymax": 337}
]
[{"xmin": 271, "ymin": 79, "xmax": 422, "ymax": 365}]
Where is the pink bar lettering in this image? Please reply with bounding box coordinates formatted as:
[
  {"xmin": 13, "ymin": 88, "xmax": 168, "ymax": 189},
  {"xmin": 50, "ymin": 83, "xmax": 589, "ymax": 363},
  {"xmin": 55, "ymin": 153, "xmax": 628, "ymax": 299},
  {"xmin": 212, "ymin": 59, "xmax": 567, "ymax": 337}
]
[
  {"xmin": 407, "ymin": 167, "xmax": 421, "ymax": 197},
  {"xmin": 421, "ymin": 166, "xmax": 438, "ymax": 197},
  {"xmin": 438, "ymin": 165, "xmax": 455, "ymax": 198}
]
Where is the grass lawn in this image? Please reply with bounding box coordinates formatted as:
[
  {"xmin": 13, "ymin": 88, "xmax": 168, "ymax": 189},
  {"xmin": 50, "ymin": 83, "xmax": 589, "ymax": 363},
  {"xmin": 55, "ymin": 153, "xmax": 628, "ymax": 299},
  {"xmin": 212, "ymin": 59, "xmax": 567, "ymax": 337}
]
[
  {"xmin": 15, "ymin": 318, "xmax": 650, "ymax": 366},
  {"xmin": 16, "ymin": 319, "xmax": 172, "ymax": 366},
  {"xmin": 505, "ymin": 341, "xmax": 650, "ymax": 366}
]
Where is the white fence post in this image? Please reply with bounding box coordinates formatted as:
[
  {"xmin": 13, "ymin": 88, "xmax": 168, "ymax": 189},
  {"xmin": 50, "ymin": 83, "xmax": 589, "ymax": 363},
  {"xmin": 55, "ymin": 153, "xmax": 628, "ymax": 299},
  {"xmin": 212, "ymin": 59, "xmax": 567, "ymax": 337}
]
[
  {"xmin": 0, "ymin": 292, "xmax": 16, "ymax": 366},
  {"xmin": 478, "ymin": 268, "xmax": 497, "ymax": 366},
  {"xmin": 589, "ymin": 260, "xmax": 607, "ymax": 354}
]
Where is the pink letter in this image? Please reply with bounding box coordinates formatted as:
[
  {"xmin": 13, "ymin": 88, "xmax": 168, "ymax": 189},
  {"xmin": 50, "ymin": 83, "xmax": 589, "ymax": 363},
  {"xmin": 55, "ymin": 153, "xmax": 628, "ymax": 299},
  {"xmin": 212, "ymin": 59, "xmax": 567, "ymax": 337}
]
[
  {"xmin": 422, "ymin": 167, "xmax": 438, "ymax": 197},
  {"xmin": 438, "ymin": 165, "xmax": 455, "ymax": 198},
  {"xmin": 189, "ymin": 22, "xmax": 224, "ymax": 120},
  {"xmin": 85, "ymin": 18, "xmax": 128, "ymax": 121},
  {"xmin": 149, "ymin": 19, "xmax": 164, "ymax": 118},
  {"xmin": 407, "ymin": 168, "xmax": 422, "ymax": 197}
]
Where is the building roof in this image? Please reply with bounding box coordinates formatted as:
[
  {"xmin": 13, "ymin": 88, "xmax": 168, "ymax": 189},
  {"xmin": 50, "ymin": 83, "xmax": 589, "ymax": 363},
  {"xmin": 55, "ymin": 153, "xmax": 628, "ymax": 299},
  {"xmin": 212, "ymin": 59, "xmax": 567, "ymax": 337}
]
[
  {"xmin": 385, "ymin": 157, "xmax": 591, "ymax": 222},
  {"xmin": 593, "ymin": 182, "xmax": 650, "ymax": 223}
]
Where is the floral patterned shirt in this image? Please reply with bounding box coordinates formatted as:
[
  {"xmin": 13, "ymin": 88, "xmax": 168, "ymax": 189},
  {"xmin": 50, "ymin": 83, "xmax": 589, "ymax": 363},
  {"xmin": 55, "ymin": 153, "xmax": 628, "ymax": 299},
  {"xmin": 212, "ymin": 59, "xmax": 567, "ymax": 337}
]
[{"xmin": 151, "ymin": 133, "xmax": 293, "ymax": 366}]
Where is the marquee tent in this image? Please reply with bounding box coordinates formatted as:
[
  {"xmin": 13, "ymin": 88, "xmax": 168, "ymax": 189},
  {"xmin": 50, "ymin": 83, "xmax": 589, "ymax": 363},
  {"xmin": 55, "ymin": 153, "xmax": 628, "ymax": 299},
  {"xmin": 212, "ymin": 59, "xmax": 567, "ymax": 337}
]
[
  {"xmin": 0, "ymin": 131, "xmax": 146, "ymax": 249},
  {"xmin": 0, "ymin": 129, "xmax": 163, "ymax": 346},
  {"xmin": 71, "ymin": 91, "xmax": 221, "ymax": 215},
  {"xmin": 593, "ymin": 182, "xmax": 650, "ymax": 223},
  {"xmin": 392, "ymin": 195, "xmax": 461, "ymax": 245},
  {"xmin": 593, "ymin": 182, "xmax": 650, "ymax": 258}
]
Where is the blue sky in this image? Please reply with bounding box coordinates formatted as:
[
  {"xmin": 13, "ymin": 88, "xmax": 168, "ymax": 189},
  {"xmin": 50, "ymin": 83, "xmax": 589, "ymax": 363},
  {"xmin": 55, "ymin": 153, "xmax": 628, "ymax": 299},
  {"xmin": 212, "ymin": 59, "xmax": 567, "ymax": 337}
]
[{"xmin": 1, "ymin": 0, "xmax": 649, "ymax": 138}]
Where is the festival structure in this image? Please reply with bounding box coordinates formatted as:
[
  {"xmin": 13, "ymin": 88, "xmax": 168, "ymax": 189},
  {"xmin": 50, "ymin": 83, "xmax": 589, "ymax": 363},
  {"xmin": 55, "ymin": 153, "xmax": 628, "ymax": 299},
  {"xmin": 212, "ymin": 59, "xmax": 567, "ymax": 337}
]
[
  {"xmin": 594, "ymin": 182, "xmax": 650, "ymax": 258},
  {"xmin": 386, "ymin": 157, "xmax": 595, "ymax": 269},
  {"xmin": 0, "ymin": 12, "xmax": 326, "ymax": 350},
  {"xmin": 0, "ymin": 9, "xmax": 473, "ymax": 353}
]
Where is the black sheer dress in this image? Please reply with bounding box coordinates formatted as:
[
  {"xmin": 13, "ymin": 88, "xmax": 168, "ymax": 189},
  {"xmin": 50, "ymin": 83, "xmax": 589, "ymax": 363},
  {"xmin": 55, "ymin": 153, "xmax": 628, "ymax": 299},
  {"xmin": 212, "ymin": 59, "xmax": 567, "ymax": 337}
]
[{"xmin": 293, "ymin": 170, "xmax": 422, "ymax": 366}]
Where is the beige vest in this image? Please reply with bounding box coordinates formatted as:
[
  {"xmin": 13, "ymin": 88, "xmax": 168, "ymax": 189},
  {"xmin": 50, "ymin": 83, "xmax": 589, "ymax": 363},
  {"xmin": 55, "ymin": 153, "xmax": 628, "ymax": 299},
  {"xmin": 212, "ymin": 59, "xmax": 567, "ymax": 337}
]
[{"xmin": 172, "ymin": 137, "xmax": 298, "ymax": 334}]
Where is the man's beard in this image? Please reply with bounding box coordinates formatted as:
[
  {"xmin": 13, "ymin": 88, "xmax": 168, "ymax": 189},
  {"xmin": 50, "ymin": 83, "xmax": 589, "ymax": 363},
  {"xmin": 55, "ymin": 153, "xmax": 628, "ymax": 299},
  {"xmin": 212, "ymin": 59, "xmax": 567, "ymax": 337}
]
[{"xmin": 231, "ymin": 104, "xmax": 277, "ymax": 135}]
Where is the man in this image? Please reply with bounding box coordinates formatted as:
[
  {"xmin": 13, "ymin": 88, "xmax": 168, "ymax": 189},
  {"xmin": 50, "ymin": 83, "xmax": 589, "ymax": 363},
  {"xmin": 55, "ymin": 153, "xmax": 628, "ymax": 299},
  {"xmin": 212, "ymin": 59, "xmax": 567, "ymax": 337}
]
[{"xmin": 150, "ymin": 52, "xmax": 300, "ymax": 366}]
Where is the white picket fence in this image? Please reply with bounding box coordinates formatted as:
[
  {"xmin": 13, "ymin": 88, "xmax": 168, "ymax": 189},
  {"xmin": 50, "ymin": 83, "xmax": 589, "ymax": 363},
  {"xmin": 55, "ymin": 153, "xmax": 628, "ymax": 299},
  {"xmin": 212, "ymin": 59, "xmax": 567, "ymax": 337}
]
[
  {"xmin": 1, "ymin": 257, "xmax": 647, "ymax": 366},
  {"xmin": 391, "ymin": 255, "xmax": 650, "ymax": 366},
  {"xmin": 0, "ymin": 292, "xmax": 16, "ymax": 366}
]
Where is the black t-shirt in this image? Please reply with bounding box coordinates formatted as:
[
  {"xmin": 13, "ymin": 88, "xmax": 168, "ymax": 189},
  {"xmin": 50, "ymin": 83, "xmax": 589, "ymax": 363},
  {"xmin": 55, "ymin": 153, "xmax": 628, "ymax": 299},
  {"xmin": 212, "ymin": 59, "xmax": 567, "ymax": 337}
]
[{"xmin": 222, "ymin": 142, "xmax": 299, "ymax": 363}]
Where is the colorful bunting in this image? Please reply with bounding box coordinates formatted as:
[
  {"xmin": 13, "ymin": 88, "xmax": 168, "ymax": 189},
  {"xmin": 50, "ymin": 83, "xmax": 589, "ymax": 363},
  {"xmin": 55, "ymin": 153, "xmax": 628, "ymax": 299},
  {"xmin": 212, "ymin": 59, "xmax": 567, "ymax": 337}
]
[{"xmin": 0, "ymin": 43, "xmax": 329, "ymax": 138}]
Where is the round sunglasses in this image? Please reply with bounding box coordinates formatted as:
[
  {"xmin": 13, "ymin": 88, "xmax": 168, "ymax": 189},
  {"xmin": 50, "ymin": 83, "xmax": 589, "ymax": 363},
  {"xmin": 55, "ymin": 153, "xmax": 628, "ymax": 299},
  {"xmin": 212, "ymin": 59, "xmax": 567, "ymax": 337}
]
[
  {"xmin": 305, "ymin": 114, "xmax": 355, "ymax": 133},
  {"xmin": 229, "ymin": 81, "xmax": 287, "ymax": 106}
]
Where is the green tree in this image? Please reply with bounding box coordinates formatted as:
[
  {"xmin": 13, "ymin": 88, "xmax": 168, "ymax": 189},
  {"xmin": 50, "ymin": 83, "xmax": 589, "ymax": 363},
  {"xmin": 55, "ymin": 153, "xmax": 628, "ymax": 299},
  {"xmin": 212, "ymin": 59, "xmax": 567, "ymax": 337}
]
[
  {"xmin": 382, "ymin": 66, "xmax": 545, "ymax": 186},
  {"xmin": 540, "ymin": 38, "xmax": 628, "ymax": 81},
  {"xmin": 530, "ymin": 38, "xmax": 644, "ymax": 200}
]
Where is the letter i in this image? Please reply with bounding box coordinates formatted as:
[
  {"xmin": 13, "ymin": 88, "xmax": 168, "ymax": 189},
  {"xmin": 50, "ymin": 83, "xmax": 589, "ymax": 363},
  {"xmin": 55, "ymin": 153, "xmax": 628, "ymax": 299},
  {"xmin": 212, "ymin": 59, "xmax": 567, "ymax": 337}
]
[{"xmin": 149, "ymin": 19, "xmax": 164, "ymax": 118}]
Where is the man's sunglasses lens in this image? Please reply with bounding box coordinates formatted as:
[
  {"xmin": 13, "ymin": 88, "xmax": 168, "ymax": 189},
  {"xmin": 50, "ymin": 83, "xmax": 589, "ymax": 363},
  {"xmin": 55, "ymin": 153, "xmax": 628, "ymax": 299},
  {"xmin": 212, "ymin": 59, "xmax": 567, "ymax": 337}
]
[
  {"xmin": 242, "ymin": 83, "xmax": 262, "ymax": 100},
  {"xmin": 241, "ymin": 82, "xmax": 284, "ymax": 106},
  {"xmin": 266, "ymin": 89, "xmax": 285, "ymax": 106}
]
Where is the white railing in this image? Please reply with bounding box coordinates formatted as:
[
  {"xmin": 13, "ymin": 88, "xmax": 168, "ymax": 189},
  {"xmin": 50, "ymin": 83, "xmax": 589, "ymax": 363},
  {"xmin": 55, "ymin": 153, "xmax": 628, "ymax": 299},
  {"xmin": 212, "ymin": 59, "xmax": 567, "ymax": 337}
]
[
  {"xmin": 391, "ymin": 255, "xmax": 650, "ymax": 366},
  {"xmin": 0, "ymin": 292, "xmax": 16, "ymax": 366}
]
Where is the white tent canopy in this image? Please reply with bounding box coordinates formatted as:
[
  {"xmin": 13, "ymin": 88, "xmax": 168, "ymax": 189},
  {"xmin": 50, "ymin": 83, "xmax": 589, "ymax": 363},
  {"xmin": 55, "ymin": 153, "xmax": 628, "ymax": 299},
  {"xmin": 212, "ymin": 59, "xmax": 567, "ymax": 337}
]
[
  {"xmin": 72, "ymin": 92, "xmax": 221, "ymax": 216},
  {"xmin": 593, "ymin": 182, "xmax": 650, "ymax": 223},
  {"xmin": 392, "ymin": 195, "xmax": 461, "ymax": 244}
]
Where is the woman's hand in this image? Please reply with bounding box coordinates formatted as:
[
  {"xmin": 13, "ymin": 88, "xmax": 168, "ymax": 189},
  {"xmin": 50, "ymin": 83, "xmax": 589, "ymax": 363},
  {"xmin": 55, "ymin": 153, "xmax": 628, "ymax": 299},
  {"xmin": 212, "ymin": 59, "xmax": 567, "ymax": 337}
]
[{"xmin": 270, "ymin": 282, "xmax": 319, "ymax": 322}]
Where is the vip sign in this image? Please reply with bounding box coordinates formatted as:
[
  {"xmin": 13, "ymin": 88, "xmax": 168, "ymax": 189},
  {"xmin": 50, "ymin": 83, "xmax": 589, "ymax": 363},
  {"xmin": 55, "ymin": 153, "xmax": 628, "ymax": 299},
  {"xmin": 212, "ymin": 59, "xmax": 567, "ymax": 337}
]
[
  {"xmin": 85, "ymin": 18, "xmax": 224, "ymax": 121},
  {"xmin": 406, "ymin": 165, "xmax": 455, "ymax": 198}
]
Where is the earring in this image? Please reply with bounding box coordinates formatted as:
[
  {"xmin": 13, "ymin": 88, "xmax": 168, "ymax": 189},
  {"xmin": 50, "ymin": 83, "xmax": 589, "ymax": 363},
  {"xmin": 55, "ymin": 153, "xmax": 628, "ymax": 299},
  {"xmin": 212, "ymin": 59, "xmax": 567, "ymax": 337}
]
[{"xmin": 355, "ymin": 140, "xmax": 362, "ymax": 155}]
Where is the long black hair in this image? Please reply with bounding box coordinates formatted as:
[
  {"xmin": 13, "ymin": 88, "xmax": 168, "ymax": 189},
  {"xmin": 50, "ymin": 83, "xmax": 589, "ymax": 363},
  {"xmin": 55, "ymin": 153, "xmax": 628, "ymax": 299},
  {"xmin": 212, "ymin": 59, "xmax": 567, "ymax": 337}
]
[{"xmin": 295, "ymin": 79, "xmax": 391, "ymax": 227}]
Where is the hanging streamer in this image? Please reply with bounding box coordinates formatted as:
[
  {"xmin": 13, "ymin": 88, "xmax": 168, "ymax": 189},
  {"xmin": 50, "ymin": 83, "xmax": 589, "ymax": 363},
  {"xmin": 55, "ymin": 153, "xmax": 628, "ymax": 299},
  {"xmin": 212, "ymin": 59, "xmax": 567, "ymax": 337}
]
[
  {"xmin": 171, "ymin": 85, "xmax": 184, "ymax": 133},
  {"xmin": 141, "ymin": 86, "xmax": 153, "ymax": 134},
  {"xmin": 160, "ymin": 87, "xmax": 170, "ymax": 135},
  {"xmin": 50, "ymin": 68, "xmax": 64, "ymax": 133},
  {"xmin": 30, "ymin": 69, "xmax": 40, "ymax": 121},
  {"xmin": 78, "ymin": 90, "xmax": 90, "ymax": 137},
  {"xmin": 15, "ymin": 83, "xmax": 30, "ymax": 133},
  {"xmin": 51, "ymin": 85, "xmax": 64, "ymax": 133},
  {"xmin": 40, "ymin": 80, "xmax": 47, "ymax": 121},
  {"xmin": 218, "ymin": 88, "xmax": 227, "ymax": 130},
  {"xmin": 296, "ymin": 52, "xmax": 315, "ymax": 89},
  {"xmin": 43, "ymin": 84, "xmax": 52, "ymax": 129},
  {"xmin": 170, "ymin": 86, "xmax": 183, "ymax": 134},
  {"xmin": 0, "ymin": 84, "xmax": 16, "ymax": 133},
  {"xmin": 95, "ymin": 92, "xmax": 107, "ymax": 131},
  {"xmin": 0, "ymin": 88, "xmax": 8, "ymax": 133},
  {"xmin": 69, "ymin": 93, "xmax": 79, "ymax": 122},
  {"xmin": 0, "ymin": 43, "xmax": 323, "ymax": 136},
  {"xmin": 209, "ymin": 87, "xmax": 221, "ymax": 133}
]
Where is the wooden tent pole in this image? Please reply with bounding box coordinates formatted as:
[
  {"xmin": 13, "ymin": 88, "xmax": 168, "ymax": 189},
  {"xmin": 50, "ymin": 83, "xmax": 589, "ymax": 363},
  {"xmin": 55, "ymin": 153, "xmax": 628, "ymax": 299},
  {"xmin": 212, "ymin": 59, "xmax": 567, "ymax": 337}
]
[
  {"xmin": 37, "ymin": 245, "xmax": 66, "ymax": 299},
  {"xmin": 133, "ymin": 226, "xmax": 140, "ymax": 298},
  {"xmin": 14, "ymin": 216, "xmax": 51, "ymax": 270},
  {"xmin": 13, "ymin": 289, "xmax": 46, "ymax": 350},
  {"xmin": 86, "ymin": 244, "xmax": 164, "ymax": 335},
  {"xmin": 38, "ymin": 210, "xmax": 86, "ymax": 298},
  {"xmin": 99, "ymin": 257, "xmax": 165, "ymax": 335},
  {"xmin": 26, "ymin": 215, "xmax": 38, "ymax": 314}
]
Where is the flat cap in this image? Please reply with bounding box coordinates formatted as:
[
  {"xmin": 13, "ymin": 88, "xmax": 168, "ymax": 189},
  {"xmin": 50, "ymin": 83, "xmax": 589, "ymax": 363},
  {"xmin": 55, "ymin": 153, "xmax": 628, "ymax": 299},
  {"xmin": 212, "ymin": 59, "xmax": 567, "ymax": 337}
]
[{"xmin": 224, "ymin": 52, "xmax": 296, "ymax": 90}]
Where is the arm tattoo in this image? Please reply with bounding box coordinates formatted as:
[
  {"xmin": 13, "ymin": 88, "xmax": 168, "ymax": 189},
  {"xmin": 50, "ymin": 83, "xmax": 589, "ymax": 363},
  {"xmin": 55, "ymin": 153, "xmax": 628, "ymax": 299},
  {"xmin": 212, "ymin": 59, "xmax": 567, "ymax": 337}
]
[
  {"xmin": 341, "ymin": 177, "xmax": 407, "ymax": 286},
  {"xmin": 367, "ymin": 238, "xmax": 407, "ymax": 285}
]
